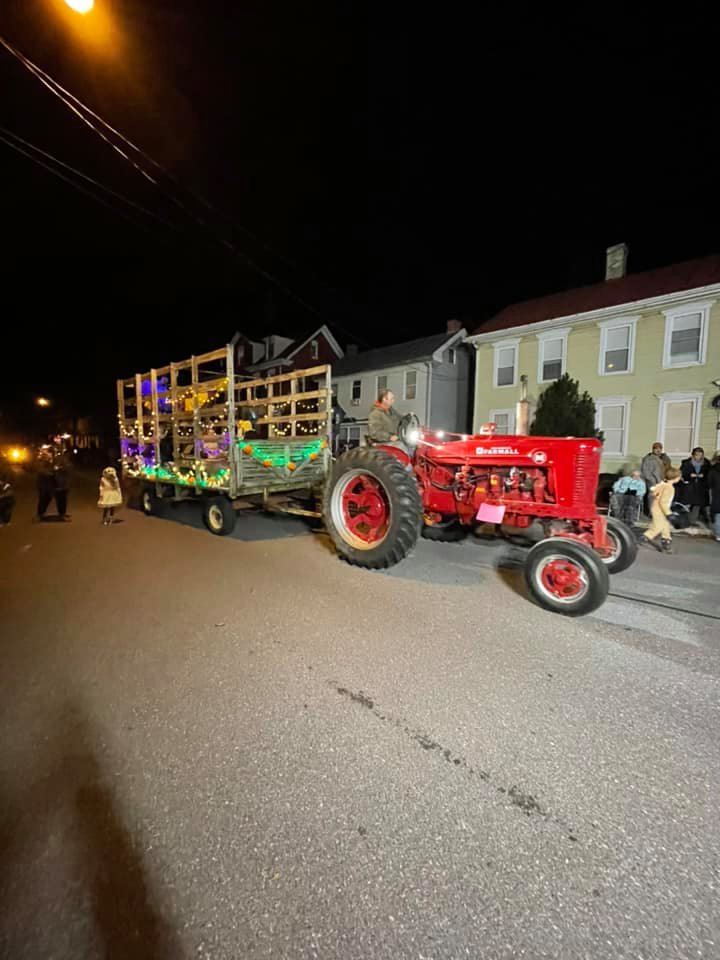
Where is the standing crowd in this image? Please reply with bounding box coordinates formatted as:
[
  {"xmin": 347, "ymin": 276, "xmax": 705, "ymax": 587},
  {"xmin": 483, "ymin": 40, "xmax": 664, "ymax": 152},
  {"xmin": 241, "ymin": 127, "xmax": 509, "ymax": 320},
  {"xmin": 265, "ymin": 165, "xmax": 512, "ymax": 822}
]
[
  {"xmin": 0, "ymin": 436, "xmax": 123, "ymax": 529},
  {"xmin": 620, "ymin": 441, "xmax": 720, "ymax": 554}
]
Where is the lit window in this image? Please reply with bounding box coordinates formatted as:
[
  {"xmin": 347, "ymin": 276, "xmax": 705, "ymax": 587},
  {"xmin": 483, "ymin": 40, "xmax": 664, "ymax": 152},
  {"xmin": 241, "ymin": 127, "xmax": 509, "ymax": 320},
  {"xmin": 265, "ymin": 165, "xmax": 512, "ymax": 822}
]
[
  {"xmin": 598, "ymin": 317, "xmax": 637, "ymax": 375},
  {"xmin": 662, "ymin": 302, "xmax": 713, "ymax": 368},
  {"xmin": 595, "ymin": 398, "xmax": 632, "ymax": 457},
  {"xmin": 405, "ymin": 370, "xmax": 417, "ymax": 400},
  {"xmin": 493, "ymin": 339, "xmax": 519, "ymax": 387}
]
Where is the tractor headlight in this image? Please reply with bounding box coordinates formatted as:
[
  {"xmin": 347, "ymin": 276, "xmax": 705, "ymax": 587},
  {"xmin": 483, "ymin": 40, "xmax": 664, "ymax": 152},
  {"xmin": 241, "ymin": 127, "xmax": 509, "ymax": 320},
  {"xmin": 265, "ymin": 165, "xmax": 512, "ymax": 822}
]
[{"xmin": 407, "ymin": 429, "xmax": 421, "ymax": 446}]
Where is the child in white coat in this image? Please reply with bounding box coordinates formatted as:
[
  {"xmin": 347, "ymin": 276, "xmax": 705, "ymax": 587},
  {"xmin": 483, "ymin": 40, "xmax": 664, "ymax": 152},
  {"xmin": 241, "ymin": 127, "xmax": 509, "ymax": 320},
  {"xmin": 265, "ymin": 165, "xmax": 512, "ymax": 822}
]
[{"xmin": 98, "ymin": 467, "xmax": 123, "ymax": 525}]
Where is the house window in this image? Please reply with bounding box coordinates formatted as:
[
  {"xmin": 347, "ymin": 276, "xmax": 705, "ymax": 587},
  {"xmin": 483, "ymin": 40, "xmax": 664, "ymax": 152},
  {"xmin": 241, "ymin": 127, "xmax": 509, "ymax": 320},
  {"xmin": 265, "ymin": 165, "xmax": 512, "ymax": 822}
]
[
  {"xmin": 662, "ymin": 301, "xmax": 713, "ymax": 368},
  {"xmin": 448, "ymin": 348, "xmax": 456, "ymax": 365},
  {"xmin": 657, "ymin": 392, "xmax": 703, "ymax": 458},
  {"xmin": 376, "ymin": 374, "xmax": 388, "ymax": 397},
  {"xmin": 489, "ymin": 408, "xmax": 515, "ymax": 435},
  {"xmin": 351, "ymin": 380, "xmax": 362, "ymax": 405},
  {"xmin": 493, "ymin": 339, "xmax": 519, "ymax": 388},
  {"xmin": 598, "ymin": 317, "xmax": 637, "ymax": 375},
  {"xmin": 331, "ymin": 383, "xmax": 337, "ymax": 405},
  {"xmin": 311, "ymin": 339, "xmax": 319, "ymax": 361},
  {"xmin": 405, "ymin": 370, "xmax": 417, "ymax": 400},
  {"xmin": 595, "ymin": 397, "xmax": 632, "ymax": 457},
  {"xmin": 536, "ymin": 328, "xmax": 569, "ymax": 383}
]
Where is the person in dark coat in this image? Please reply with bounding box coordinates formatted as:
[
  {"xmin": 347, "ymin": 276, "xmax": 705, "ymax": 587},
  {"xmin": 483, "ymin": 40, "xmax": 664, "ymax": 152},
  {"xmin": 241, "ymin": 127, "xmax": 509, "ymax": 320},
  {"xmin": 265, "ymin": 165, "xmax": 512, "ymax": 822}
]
[
  {"xmin": 35, "ymin": 438, "xmax": 72, "ymax": 521},
  {"xmin": 679, "ymin": 446, "xmax": 711, "ymax": 524},
  {"xmin": 709, "ymin": 453, "xmax": 720, "ymax": 541},
  {"xmin": 0, "ymin": 468, "xmax": 14, "ymax": 526}
]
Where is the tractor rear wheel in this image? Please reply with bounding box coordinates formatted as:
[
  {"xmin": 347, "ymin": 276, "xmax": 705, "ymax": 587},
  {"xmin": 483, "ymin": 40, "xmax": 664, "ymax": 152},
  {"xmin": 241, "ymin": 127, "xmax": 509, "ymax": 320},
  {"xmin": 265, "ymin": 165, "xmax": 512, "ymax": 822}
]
[
  {"xmin": 141, "ymin": 485, "xmax": 161, "ymax": 516},
  {"xmin": 421, "ymin": 517, "xmax": 467, "ymax": 542},
  {"xmin": 602, "ymin": 517, "xmax": 638, "ymax": 574},
  {"xmin": 323, "ymin": 448, "xmax": 422, "ymax": 569},
  {"xmin": 525, "ymin": 538, "xmax": 609, "ymax": 617}
]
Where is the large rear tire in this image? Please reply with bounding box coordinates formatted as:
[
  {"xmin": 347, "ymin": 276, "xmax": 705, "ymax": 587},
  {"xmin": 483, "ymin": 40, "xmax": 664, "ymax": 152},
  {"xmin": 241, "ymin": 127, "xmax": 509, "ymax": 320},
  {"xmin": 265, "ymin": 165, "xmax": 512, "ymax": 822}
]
[
  {"xmin": 203, "ymin": 496, "xmax": 237, "ymax": 536},
  {"xmin": 525, "ymin": 538, "xmax": 609, "ymax": 617},
  {"xmin": 323, "ymin": 448, "xmax": 422, "ymax": 568},
  {"xmin": 601, "ymin": 517, "xmax": 638, "ymax": 574}
]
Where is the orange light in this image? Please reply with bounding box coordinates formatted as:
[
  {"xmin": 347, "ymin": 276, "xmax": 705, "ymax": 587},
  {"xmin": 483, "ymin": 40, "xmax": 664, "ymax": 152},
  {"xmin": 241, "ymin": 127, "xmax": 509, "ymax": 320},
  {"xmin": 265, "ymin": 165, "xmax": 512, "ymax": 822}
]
[
  {"xmin": 36, "ymin": 397, "xmax": 50, "ymax": 407},
  {"xmin": 64, "ymin": 0, "xmax": 94, "ymax": 12}
]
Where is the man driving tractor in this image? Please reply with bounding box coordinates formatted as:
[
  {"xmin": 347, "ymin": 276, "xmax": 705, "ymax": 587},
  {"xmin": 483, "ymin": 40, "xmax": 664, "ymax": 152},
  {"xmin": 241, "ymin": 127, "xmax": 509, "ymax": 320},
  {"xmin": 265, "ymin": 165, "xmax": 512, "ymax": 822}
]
[{"xmin": 367, "ymin": 389, "xmax": 400, "ymax": 444}]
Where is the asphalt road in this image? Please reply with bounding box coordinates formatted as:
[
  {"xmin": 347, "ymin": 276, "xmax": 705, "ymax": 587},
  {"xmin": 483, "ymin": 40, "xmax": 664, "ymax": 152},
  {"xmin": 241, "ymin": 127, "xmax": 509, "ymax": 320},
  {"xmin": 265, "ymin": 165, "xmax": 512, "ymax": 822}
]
[{"xmin": 1, "ymin": 474, "xmax": 719, "ymax": 959}]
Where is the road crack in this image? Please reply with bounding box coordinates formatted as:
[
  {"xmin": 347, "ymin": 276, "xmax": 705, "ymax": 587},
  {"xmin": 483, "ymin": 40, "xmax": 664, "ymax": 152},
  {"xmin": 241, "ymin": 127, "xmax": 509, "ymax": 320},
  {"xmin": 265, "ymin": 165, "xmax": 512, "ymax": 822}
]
[{"xmin": 330, "ymin": 681, "xmax": 574, "ymax": 833}]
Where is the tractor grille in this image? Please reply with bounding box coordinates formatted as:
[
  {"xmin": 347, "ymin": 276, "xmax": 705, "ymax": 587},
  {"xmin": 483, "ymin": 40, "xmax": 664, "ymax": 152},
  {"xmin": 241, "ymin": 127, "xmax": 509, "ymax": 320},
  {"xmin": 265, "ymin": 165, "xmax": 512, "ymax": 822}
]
[{"xmin": 573, "ymin": 452, "xmax": 597, "ymax": 505}]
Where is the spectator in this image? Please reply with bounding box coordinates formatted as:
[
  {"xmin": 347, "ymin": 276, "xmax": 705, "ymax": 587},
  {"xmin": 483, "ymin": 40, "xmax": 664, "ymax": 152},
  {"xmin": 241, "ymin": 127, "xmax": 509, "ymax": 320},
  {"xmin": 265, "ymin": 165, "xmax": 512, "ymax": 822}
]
[
  {"xmin": 0, "ymin": 468, "xmax": 14, "ymax": 526},
  {"xmin": 639, "ymin": 467, "xmax": 682, "ymax": 554},
  {"xmin": 679, "ymin": 446, "xmax": 711, "ymax": 525},
  {"xmin": 708, "ymin": 453, "xmax": 720, "ymax": 542},
  {"xmin": 611, "ymin": 470, "xmax": 646, "ymax": 523},
  {"xmin": 98, "ymin": 466, "xmax": 123, "ymax": 525},
  {"xmin": 35, "ymin": 438, "xmax": 72, "ymax": 522},
  {"xmin": 641, "ymin": 442, "xmax": 671, "ymax": 487}
]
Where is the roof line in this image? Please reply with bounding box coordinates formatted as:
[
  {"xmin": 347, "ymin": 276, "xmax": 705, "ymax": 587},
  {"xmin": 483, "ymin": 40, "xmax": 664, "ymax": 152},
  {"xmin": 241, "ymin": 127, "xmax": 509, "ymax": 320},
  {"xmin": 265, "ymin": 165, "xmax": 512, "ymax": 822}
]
[{"xmin": 467, "ymin": 283, "xmax": 720, "ymax": 343}]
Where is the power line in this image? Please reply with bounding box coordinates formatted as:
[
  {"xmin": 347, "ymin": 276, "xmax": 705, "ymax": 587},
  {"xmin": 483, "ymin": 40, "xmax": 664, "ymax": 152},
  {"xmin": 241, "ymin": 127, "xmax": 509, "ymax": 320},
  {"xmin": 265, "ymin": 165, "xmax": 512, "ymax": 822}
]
[
  {"xmin": 0, "ymin": 33, "xmax": 327, "ymax": 287},
  {"xmin": 0, "ymin": 126, "xmax": 179, "ymax": 233},
  {"xmin": 0, "ymin": 131, "xmax": 149, "ymax": 233},
  {"xmin": 0, "ymin": 33, "xmax": 322, "ymax": 317}
]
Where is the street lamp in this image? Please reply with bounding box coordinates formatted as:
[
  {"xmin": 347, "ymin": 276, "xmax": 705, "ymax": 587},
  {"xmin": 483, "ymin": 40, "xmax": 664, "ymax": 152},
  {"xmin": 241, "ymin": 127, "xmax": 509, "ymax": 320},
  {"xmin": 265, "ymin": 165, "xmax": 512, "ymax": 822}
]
[
  {"xmin": 64, "ymin": 0, "xmax": 94, "ymax": 12},
  {"xmin": 36, "ymin": 397, "xmax": 51, "ymax": 408}
]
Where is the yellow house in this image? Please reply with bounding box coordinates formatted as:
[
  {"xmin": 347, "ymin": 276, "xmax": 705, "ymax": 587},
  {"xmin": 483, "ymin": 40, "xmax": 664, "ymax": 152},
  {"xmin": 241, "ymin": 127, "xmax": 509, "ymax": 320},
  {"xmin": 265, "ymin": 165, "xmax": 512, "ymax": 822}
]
[{"xmin": 469, "ymin": 247, "xmax": 720, "ymax": 472}]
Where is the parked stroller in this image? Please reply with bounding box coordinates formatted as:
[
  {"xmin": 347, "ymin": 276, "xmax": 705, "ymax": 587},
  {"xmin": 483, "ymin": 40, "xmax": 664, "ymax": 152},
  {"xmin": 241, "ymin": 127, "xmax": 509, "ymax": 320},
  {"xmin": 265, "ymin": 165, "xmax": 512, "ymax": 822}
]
[{"xmin": 668, "ymin": 501, "xmax": 692, "ymax": 530}]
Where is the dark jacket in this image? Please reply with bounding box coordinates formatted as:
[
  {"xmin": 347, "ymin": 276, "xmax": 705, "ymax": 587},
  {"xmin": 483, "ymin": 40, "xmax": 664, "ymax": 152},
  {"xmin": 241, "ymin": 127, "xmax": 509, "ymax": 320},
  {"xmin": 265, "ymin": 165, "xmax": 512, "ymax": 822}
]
[
  {"xmin": 708, "ymin": 463, "xmax": 720, "ymax": 516},
  {"xmin": 367, "ymin": 403, "xmax": 400, "ymax": 443},
  {"xmin": 679, "ymin": 456, "xmax": 711, "ymax": 507},
  {"xmin": 640, "ymin": 451, "xmax": 671, "ymax": 487}
]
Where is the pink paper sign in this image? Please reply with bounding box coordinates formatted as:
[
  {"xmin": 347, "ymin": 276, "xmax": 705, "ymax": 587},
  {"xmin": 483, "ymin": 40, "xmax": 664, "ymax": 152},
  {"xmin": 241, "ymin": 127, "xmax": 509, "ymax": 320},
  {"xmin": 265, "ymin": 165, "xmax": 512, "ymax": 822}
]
[{"xmin": 476, "ymin": 502, "xmax": 506, "ymax": 524}]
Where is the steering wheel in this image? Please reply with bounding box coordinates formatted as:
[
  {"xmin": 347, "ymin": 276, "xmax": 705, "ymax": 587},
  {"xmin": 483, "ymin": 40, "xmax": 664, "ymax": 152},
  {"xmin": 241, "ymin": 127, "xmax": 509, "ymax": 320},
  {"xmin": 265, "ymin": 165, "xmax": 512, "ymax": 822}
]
[{"xmin": 397, "ymin": 412, "xmax": 421, "ymax": 448}]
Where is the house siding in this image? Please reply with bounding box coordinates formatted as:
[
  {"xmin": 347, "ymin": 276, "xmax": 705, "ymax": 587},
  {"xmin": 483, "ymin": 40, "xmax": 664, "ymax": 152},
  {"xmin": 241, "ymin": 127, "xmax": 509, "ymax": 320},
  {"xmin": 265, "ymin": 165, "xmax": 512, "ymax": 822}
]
[
  {"xmin": 473, "ymin": 299, "xmax": 719, "ymax": 472},
  {"xmin": 292, "ymin": 335, "xmax": 338, "ymax": 370},
  {"xmin": 334, "ymin": 364, "xmax": 430, "ymax": 423},
  {"xmin": 428, "ymin": 348, "xmax": 471, "ymax": 432}
]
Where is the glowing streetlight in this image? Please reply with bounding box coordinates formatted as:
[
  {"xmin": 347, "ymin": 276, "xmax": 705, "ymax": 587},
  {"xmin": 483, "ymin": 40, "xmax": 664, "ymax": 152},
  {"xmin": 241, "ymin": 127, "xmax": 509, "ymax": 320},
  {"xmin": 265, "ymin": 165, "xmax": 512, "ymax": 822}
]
[
  {"xmin": 64, "ymin": 0, "xmax": 94, "ymax": 13},
  {"xmin": 36, "ymin": 397, "xmax": 51, "ymax": 408}
]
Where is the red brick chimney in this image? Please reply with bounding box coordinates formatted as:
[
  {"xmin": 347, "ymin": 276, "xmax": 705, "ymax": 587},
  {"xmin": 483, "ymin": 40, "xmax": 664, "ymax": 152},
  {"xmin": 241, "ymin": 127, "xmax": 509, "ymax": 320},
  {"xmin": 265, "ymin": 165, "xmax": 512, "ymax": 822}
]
[{"xmin": 446, "ymin": 318, "xmax": 462, "ymax": 334}]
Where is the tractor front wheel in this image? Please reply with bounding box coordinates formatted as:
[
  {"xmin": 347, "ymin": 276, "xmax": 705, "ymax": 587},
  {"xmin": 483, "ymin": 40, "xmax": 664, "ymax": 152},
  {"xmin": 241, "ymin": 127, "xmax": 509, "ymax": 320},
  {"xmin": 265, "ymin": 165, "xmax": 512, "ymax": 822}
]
[
  {"xmin": 601, "ymin": 517, "xmax": 638, "ymax": 574},
  {"xmin": 525, "ymin": 538, "xmax": 609, "ymax": 617},
  {"xmin": 323, "ymin": 448, "xmax": 422, "ymax": 568}
]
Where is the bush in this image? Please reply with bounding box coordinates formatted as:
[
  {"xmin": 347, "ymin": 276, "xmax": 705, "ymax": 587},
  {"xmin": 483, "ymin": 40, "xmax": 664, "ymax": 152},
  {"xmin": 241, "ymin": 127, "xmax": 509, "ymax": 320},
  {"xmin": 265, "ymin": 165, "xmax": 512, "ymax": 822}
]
[{"xmin": 530, "ymin": 373, "xmax": 601, "ymax": 439}]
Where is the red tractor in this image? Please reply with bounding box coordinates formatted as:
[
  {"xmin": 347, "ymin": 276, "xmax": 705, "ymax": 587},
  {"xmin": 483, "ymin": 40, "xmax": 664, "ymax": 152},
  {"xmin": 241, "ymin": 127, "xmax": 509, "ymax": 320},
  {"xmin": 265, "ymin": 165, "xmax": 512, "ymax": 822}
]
[{"xmin": 322, "ymin": 420, "xmax": 637, "ymax": 616}]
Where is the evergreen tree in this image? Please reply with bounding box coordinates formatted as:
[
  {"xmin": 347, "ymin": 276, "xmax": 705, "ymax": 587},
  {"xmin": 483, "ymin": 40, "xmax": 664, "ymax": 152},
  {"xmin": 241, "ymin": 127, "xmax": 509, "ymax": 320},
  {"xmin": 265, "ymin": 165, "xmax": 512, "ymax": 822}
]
[{"xmin": 530, "ymin": 373, "xmax": 600, "ymax": 438}]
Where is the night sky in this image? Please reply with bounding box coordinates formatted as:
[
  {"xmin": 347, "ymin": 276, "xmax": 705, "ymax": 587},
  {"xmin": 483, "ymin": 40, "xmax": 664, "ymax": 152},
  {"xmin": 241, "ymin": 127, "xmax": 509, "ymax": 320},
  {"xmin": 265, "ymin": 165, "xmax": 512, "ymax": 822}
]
[{"xmin": 1, "ymin": 2, "xmax": 718, "ymax": 428}]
